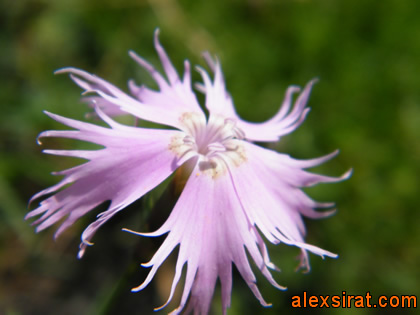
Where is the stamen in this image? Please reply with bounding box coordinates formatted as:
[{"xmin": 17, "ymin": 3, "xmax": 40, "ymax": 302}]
[
  {"xmin": 223, "ymin": 142, "xmax": 239, "ymax": 151},
  {"xmin": 233, "ymin": 126, "xmax": 245, "ymax": 140},
  {"xmin": 179, "ymin": 112, "xmax": 206, "ymax": 138},
  {"xmin": 173, "ymin": 112, "xmax": 248, "ymax": 177},
  {"xmin": 183, "ymin": 135, "xmax": 196, "ymax": 146},
  {"xmin": 207, "ymin": 142, "xmax": 226, "ymax": 153},
  {"xmin": 223, "ymin": 118, "xmax": 245, "ymax": 140}
]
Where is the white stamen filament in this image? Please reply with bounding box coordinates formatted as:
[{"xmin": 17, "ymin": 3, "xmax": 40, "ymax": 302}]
[{"xmin": 207, "ymin": 142, "xmax": 226, "ymax": 153}]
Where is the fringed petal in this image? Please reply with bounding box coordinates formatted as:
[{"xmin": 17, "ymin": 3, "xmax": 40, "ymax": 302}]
[
  {"xmin": 126, "ymin": 161, "xmax": 284, "ymax": 314},
  {"xmin": 27, "ymin": 109, "xmax": 184, "ymax": 257},
  {"xmin": 127, "ymin": 29, "xmax": 205, "ymax": 124},
  {"xmin": 200, "ymin": 54, "xmax": 318, "ymax": 142},
  {"xmin": 224, "ymin": 141, "xmax": 349, "ymax": 264},
  {"xmin": 56, "ymin": 30, "xmax": 206, "ymax": 131}
]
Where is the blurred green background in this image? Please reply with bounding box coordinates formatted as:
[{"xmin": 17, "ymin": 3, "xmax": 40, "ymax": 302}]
[{"xmin": 1, "ymin": 0, "xmax": 419, "ymax": 314}]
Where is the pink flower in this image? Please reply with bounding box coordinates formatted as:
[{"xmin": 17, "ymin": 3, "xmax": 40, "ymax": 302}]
[{"xmin": 27, "ymin": 30, "xmax": 351, "ymax": 314}]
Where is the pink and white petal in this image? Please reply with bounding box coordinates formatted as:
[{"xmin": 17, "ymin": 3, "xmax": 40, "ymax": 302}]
[
  {"xmin": 127, "ymin": 30, "xmax": 205, "ymax": 119},
  {"xmin": 153, "ymin": 29, "xmax": 180, "ymax": 85},
  {"xmin": 232, "ymin": 80, "xmax": 316, "ymax": 142},
  {"xmin": 127, "ymin": 162, "xmax": 284, "ymax": 314},
  {"xmin": 199, "ymin": 55, "xmax": 317, "ymax": 142},
  {"xmin": 244, "ymin": 143, "xmax": 352, "ymax": 188},
  {"xmin": 196, "ymin": 64, "xmax": 238, "ymax": 120},
  {"xmin": 82, "ymin": 96, "xmax": 128, "ymax": 118},
  {"xmin": 56, "ymin": 67, "xmax": 200, "ymax": 131},
  {"xmin": 224, "ymin": 141, "xmax": 345, "ymax": 261},
  {"xmin": 37, "ymin": 110, "xmax": 170, "ymax": 149},
  {"xmin": 26, "ymin": 111, "xmax": 186, "ymax": 257}
]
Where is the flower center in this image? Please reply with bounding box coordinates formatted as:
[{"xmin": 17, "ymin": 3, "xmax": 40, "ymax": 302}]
[{"xmin": 169, "ymin": 112, "xmax": 247, "ymax": 178}]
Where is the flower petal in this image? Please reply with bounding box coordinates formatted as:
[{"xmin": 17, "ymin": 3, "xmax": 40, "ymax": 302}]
[
  {"xmin": 26, "ymin": 109, "xmax": 184, "ymax": 258},
  {"xmin": 127, "ymin": 161, "xmax": 285, "ymax": 314},
  {"xmin": 82, "ymin": 96, "xmax": 128, "ymax": 118},
  {"xmin": 199, "ymin": 55, "xmax": 317, "ymax": 142},
  {"xmin": 58, "ymin": 30, "xmax": 205, "ymax": 129},
  {"xmin": 56, "ymin": 67, "xmax": 191, "ymax": 130},
  {"xmin": 224, "ymin": 142, "xmax": 349, "ymax": 265},
  {"xmin": 127, "ymin": 29, "xmax": 204, "ymax": 119}
]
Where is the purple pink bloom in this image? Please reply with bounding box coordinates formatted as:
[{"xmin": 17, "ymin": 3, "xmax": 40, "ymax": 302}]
[{"xmin": 27, "ymin": 30, "xmax": 351, "ymax": 314}]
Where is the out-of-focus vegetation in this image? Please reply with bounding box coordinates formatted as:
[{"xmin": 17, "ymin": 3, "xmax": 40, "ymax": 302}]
[{"xmin": 1, "ymin": 0, "xmax": 419, "ymax": 314}]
